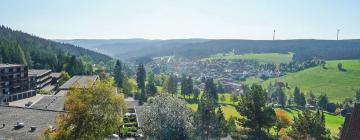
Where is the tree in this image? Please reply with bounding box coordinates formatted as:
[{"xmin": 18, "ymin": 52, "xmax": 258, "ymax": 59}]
[
  {"xmin": 215, "ymin": 107, "xmax": 228, "ymax": 137},
  {"xmin": 195, "ymin": 78, "xmax": 219, "ymax": 139},
  {"xmin": 307, "ymin": 91, "xmax": 317, "ymax": 106},
  {"xmin": 187, "ymin": 76, "xmax": 194, "ymax": 98},
  {"xmin": 146, "ymin": 80, "xmax": 157, "ymax": 97},
  {"xmin": 114, "ymin": 60, "xmax": 124, "ymax": 88},
  {"xmin": 299, "ymin": 93, "xmax": 306, "ymax": 106},
  {"xmin": 220, "ymin": 95, "xmax": 226, "ymax": 102},
  {"xmin": 181, "ymin": 75, "xmax": 194, "ymax": 99},
  {"xmin": 122, "ymin": 78, "xmax": 138, "ymax": 97},
  {"xmin": 59, "ymin": 71, "xmax": 70, "ymax": 85},
  {"xmin": 288, "ymin": 110, "xmax": 331, "ymax": 140},
  {"xmin": 45, "ymin": 78, "xmax": 127, "ymax": 139},
  {"xmin": 277, "ymin": 88, "xmax": 287, "ymax": 108},
  {"xmin": 230, "ymin": 93, "xmax": 238, "ymax": 104},
  {"xmin": 136, "ymin": 64, "xmax": 146, "ymax": 103},
  {"xmin": 318, "ymin": 94, "xmax": 329, "ymax": 110},
  {"xmin": 217, "ymin": 83, "xmax": 224, "ymax": 93},
  {"xmin": 337, "ymin": 63, "xmax": 343, "ymax": 71},
  {"xmin": 356, "ymin": 89, "xmax": 360, "ymax": 102},
  {"xmin": 274, "ymin": 109, "xmax": 292, "ymax": 138},
  {"xmin": 164, "ymin": 74, "xmax": 178, "ymax": 96},
  {"xmin": 181, "ymin": 74, "xmax": 188, "ymax": 98},
  {"xmin": 293, "ymin": 87, "xmax": 306, "ymax": 107},
  {"xmin": 236, "ymin": 84, "xmax": 276, "ymax": 139},
  {"xmin": 193, "ymin": 88, "xmax": 200, "ymax": 101},
  {"xmin": 141, "ymin": 94, "xmax": 195, "ymax": 140},
  {"xmin": 204, "ymin": 78, "xmax": 218, "ymax": 104}
]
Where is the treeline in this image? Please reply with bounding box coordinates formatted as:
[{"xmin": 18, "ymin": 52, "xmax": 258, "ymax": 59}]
[
  {"xmin": 147, "ymin": 39, "xmax": 360, "ymax": 62},
  {"xmin": 0, "ymin": 25, "xmax": 111, "ymax": 73},
  {"xmin": 260, "ymin": 58, "xmax": 326, "ymax": 73}
]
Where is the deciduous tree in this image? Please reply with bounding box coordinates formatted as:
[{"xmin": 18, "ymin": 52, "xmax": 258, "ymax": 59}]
[{"xmin": 141, "ymin": 94, "xmax": 195, "ymax": 140}]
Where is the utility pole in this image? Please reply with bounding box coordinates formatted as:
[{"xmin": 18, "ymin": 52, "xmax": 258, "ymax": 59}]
[
  {"xmin": 273, "ymin": 29, "xmax": 276, "ymax": 40},
  {"xmin": 337, "ymin": 29, "xmax": 340, "ymax": 40}
]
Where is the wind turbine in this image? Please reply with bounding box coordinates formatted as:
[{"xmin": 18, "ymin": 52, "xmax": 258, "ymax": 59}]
[{"xmin": 273, "ymin": 29, "xmax": 276, "ymax": 40}]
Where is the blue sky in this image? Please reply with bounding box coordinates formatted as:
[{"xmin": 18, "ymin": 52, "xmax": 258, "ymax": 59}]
[{"xmin": 0, "ymin": 0, "xmax": 359, "ymax": 39}]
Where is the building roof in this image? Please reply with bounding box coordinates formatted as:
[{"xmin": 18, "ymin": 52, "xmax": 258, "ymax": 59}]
[
  {"xmin": 0, "ymin": 64, "xmax": 25, "ymax": 68},
  {"xmin": 50, "ymin": 72, "xmax": 62, "ymax": 78},
  {"xmin": 31, "ymin": 96, "xmax": 64, "ymax": 111},
  {"xmin": 0, "ymin": 106, "xmax": 59, "ymax": 140},
  {"xmin": 28, "ymin": 69, "xmax": 51, "ymax": 76},
  {"xmin": 59, "ymin": 75, "xmax": 98, "ymax": 90},
  {"xmin": 341, "ymin": 103, "xmax": 360, "ymax": 140}
]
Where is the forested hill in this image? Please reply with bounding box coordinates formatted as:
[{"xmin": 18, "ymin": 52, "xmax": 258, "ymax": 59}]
[
  {"xmin": 59, "ymin": 39, "xmax": 360, "ymax": 61},
  {"xmin": 0, "ymin": 25, "xmax": 111, "ymax": 72},
  {"xmin": 149, "ymin": 39, "xmax": 360, "ymax": 61}
]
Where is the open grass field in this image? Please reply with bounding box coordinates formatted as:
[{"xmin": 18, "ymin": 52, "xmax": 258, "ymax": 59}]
[
  {"xmin": 205, "ymin": 52, "xmax": 294, "ymax": 64},
  {"xmin": 243, "ymin": 60, "xmax": 360, "ymax": 103}
]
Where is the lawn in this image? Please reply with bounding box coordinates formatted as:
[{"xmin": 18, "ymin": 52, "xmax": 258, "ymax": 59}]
[
  {"xmin": 205, "ymin": 52, "xmax": 294, "ymax": 64},
  {"xmin": 244, "ymin": 60, "xmax": 360, "ymax": 103},
  {"xmin": 187, "ymin": 103, "xmax": 240, "ymax": 120}
]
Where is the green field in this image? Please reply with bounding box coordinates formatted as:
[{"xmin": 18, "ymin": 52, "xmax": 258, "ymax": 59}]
[
  {"xmin": 244, "ymin": 60, "xmax": 360, "ymax": 102},
  {"xmin": 205, "ymin": 52, "xmax": 294, "ymax": 64}
]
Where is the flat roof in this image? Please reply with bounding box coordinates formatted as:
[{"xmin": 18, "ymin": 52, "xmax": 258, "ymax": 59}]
[
  {"xmin": 50, "ymin": 72, "xmax": 62, "ymax": 78},
  {"xmin": 59, "ymin": 75, "xmax": 98, "ymax": 90},
  {"xmin": 0, "ymin": 106, "xmax": 59, "ymax": 140},
  {"xmin": 31, "ymin": 96, "xmax": 64, "ymax": 111},
  {"xmin": 0, "ymin": 64, "xmax": 25, "ymax": 68},
  {"xmin": 28, "ymin": 69, "xmax": 51, "ymax": 76}
]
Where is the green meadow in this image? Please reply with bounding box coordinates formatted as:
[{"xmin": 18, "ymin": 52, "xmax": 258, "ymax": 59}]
[
  {"xmin": 244, "ymin": 60, "xmax": 360, "ymax": 102},
  {"xmin": 205, "ymin": 52, "xmax": 294, "ymax": 64}
]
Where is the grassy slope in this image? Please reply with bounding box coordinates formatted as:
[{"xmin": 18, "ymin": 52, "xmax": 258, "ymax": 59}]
[
  {"xmin": 245, "ymin": 60, "xmax": 360, "ymax": 102},
  {"xmin": 205, "ymin": 52, "xmax": 293, "ymax": 64}
]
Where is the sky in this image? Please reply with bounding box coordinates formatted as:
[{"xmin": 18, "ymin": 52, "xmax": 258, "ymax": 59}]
[{"xmin": 0, "ymin": 0, "xmax": 359, "ymax": 40}]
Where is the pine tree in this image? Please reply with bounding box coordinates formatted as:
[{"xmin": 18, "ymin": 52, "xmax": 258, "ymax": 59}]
[
  {"xmin": 318, "ymin": 94, "xmax": 329, "ymax": 110},
  {"xmin": 187, "ymin": 76, "xmax": 194, "ymax": 99},
  {"xmin": 294, "ymin": 86, "xmax": 305, "ymax": 106},
  {"xmin": 114, "ymin": 60, "xmax": 124, "ymax": 88},
  {"xmin": 215, "ymin": 107, "xmax": 228, "ymax": 137},
  {"xmin": 193, "ymin": 88, "xmax": 200, "ymax": 101},
  {"xmin": 136, "ymin": 64, "xmax": 146, "ymax": 103},
  {"xmin": 236, "ymin": 84, "xmax": 276, "ymax": 139},
  {"xmin": 299, "ymin": 92, "xmax": 307, "ymax": 106},
  {"xmin": 196, "ymin": 78, "xmax": 218, "ymax": 139},
  {"xmin": 277, "ymin": 88, "xmax": 287, "ymax": 108},
  {"xmin": 146, "ymin": 80, "xmax": 157, "ymax": 97},
  {"xmin": 181, "ymin": 74, "xmax": 188, "ymax": 98},
  {"xmin": 288, "ymin": 109, "xmax": 331, "ymax": 140},
  {"xmin": 164, "ymin": 74, "xmax": 178, "ymax": 96}
]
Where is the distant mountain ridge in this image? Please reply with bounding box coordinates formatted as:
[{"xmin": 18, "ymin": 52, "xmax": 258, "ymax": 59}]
[
  {"xmin": 58, "ymin": 38, "xmax": 360, "ymax": 61},
  {"xmin": 55, "ymin": 39, "xmax": 209, "ymax": 59}
]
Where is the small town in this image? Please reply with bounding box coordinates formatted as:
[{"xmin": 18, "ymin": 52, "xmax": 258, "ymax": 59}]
[{"xmin": 1, "ymin": 1, "xmax": 360, "ymax": 140}]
